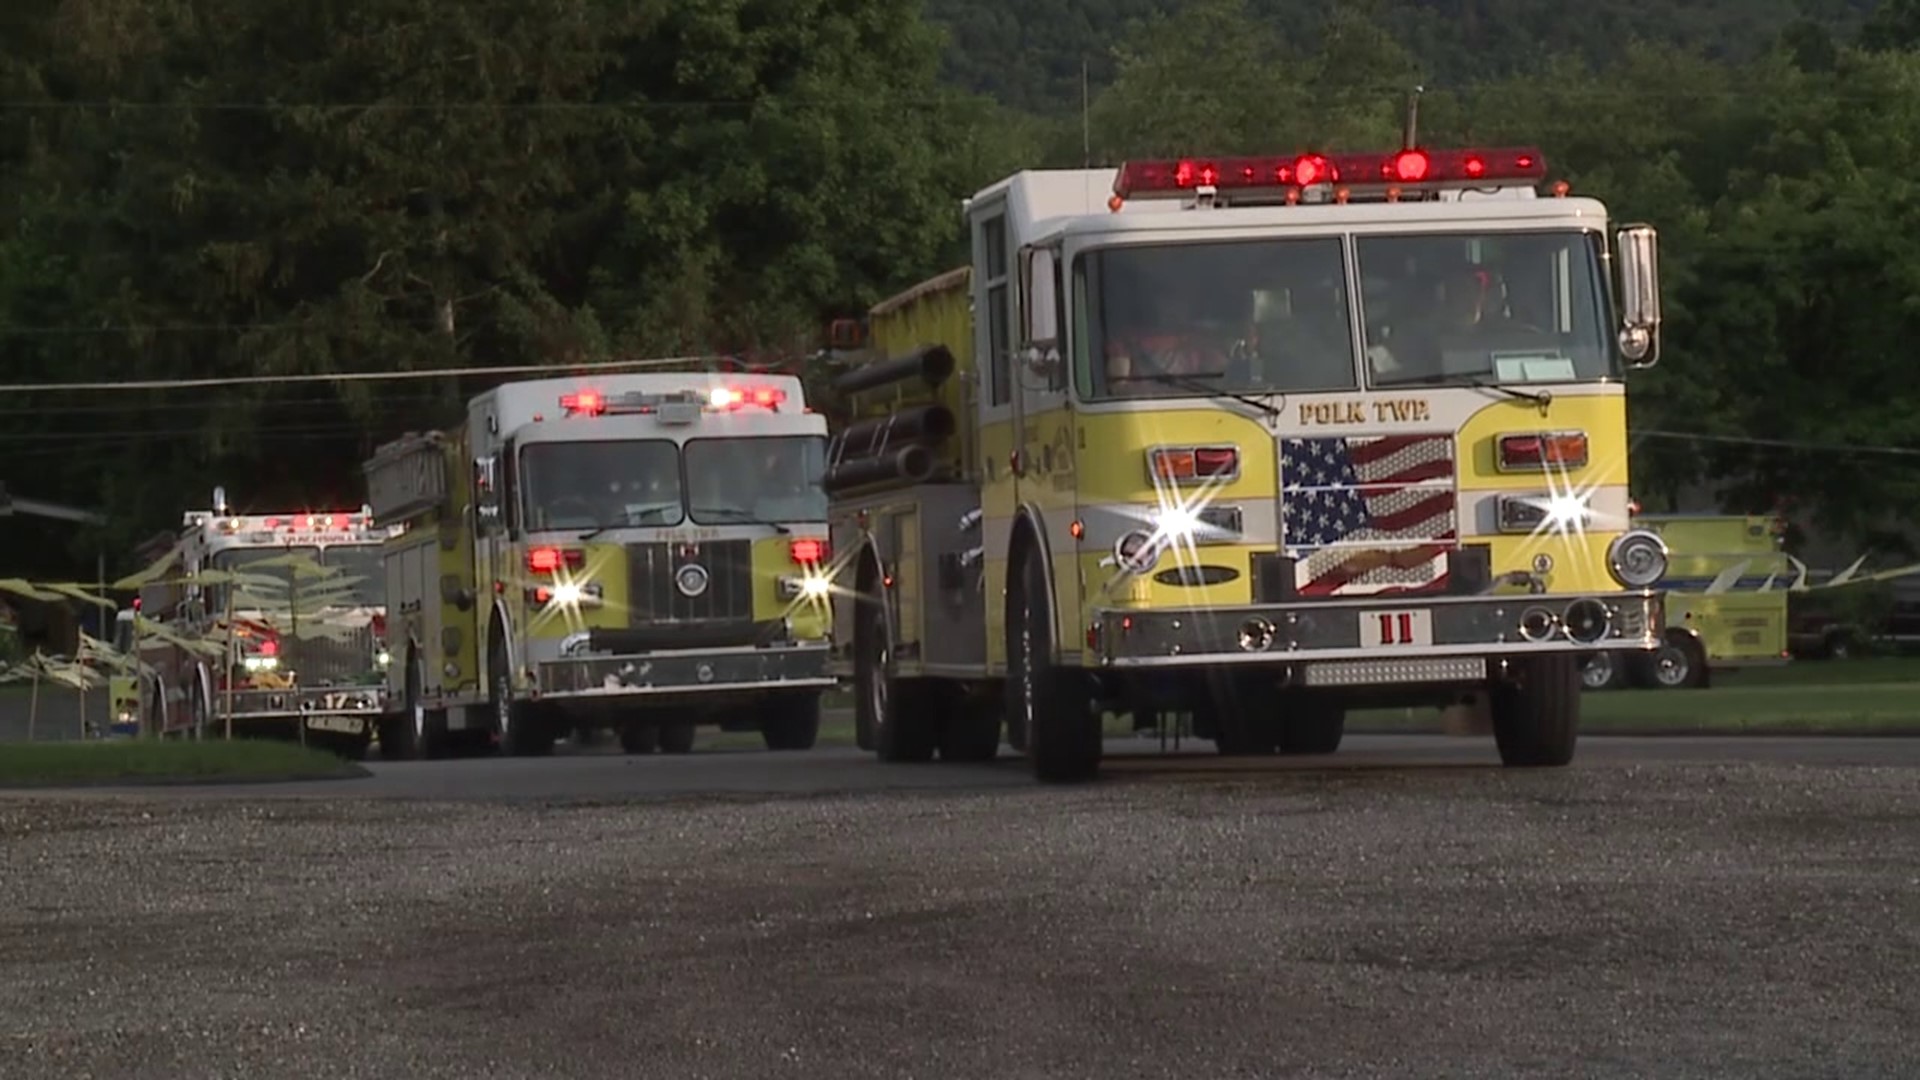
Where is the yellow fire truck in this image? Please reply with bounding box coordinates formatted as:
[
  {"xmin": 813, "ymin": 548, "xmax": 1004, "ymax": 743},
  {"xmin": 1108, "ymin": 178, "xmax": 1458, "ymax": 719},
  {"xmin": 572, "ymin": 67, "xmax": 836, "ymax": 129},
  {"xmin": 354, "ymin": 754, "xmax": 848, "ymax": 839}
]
[
  {"xmin": 123, "ymin": 489, "xmax": 398, "ymax": 758},
  {"xmin": 1581, "ymin": 512, "xmax": 1791, "ymax": 690},
  {"xmin": 822, "ymin": 143, "xmax": 1669, "ymax": 781},
  {"xmin": 363, "ymin": 370, "xmax": 835, "ymax": 759}
]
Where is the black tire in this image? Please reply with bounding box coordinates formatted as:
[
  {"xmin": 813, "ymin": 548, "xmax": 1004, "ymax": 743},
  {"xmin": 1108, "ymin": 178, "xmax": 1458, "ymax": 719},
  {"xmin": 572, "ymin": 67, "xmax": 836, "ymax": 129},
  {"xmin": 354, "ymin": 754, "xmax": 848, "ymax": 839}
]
[
  {"xmin": 659, "ymin": 722, "xmax": 697, "ymax": 754},
  {"xmin": 858, "ymin": 588, "xmax": 937, "ymax": 762},
  {"xmin": 619, "ymin": 724, "xmax": 660, "ymax": 754},
  {"xmin": 380, "ymin": 654, "xmax": 444, "ymax": 761},
  {"xmin": 1278, "ymin": 697, "xmax": 1345, "ymax": 755},
  {"xmin": 1580, "ymin": 650, "xmax": 1626, "ymax": 691},
  {"xmin": 1006, "ymin": 539, "xmax": 1100, "ymax": 783},
  {"xmin": 937, "ymin": 690, "xmax": 1001, "ymax": 763},
  {"xmin": 761, "ymin": 694, "xmax": 823, "ymax": 751},
  {"xmin": 490, "ymin": 634, "xmax": 554, "ymax": 757},
  {"xmin": 1489, "ymin": 653, "xmax": 1581, "ymax": 767},
  {"xmin": 1644, "ymin": 632, "xmax": 1708, "ymax": 690}
]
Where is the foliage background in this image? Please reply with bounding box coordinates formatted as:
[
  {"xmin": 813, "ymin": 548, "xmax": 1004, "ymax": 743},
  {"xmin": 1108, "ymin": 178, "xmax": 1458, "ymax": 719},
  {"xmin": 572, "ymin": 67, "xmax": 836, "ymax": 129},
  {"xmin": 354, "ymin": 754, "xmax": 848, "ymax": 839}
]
[{"xmin": 4, "ymin": 0, "xmax": 1920, "ymax": 578}]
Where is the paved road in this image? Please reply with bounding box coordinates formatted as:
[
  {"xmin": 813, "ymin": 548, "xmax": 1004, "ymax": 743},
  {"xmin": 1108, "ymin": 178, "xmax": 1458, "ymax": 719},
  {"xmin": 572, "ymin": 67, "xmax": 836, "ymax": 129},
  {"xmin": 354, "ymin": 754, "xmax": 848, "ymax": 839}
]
[
  {"xmin": 26, "ymin": 731, "xmax": 1917, "ymax": 803},
  {"xmin": 3, "ymin": 736, "xmax": 1918, "ymax": 1078}
]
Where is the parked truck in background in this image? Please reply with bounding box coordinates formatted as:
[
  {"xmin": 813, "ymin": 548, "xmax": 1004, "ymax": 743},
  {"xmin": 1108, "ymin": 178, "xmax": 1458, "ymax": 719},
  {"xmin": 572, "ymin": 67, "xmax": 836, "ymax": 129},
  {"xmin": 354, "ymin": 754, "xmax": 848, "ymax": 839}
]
[
  {"xmin": 363, "ymin": 369, "xmax": 835, "ymax": 760},
  {"xmin": 1581, "ymin": 511, "xmax": 1791, "ymax": 690},
  {"xmin": 819, "ymin": 140, "xmax": 1669, "ymax": 782}
]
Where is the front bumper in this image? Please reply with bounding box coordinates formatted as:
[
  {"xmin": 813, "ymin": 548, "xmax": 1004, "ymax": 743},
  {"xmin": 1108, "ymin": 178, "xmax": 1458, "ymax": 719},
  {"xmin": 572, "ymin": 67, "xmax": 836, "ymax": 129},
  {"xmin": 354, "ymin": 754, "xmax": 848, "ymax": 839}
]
[
  {"xmin": 1089, "ymin": 590, "xmax": 1663, "ymax": 685},
  {"xmin": 212, "ymin": 687, "xmax": 389, "ymax": 734},
  {"xmin": 536, "ymin": 642, "xmax": 835, "ymax": 699}
]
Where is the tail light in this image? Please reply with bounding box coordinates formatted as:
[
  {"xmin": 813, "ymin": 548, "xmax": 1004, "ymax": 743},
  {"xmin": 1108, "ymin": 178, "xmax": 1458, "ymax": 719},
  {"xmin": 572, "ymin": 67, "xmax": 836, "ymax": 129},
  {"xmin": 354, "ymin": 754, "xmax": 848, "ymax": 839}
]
[
  {"xmin": 789, "ymin": 537, "xmax": 829, "ymax": 564},
  {"xmin": 1497, "ymin": 431, "xmax": 1588, "ymax": 471},
  {"xmin": 1147, "ymin": 446, "xmax": 1239, "ymax": 484},
  {"xmin": 526, "ymin": 547, "xmax": 586, "ymax": 573}
]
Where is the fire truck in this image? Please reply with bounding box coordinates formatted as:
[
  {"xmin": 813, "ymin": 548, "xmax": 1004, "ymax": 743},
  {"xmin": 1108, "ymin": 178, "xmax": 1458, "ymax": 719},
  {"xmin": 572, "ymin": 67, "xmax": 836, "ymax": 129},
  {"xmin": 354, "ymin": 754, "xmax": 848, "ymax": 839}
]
[
  {"xmin": 128, "ymin": 489, "xmax": 399, "ymax": 757},
  {"xmin": 362, "ymin": 369, "xmax": 834, "ymax": 759},
  {"xmin": 821, "ymin": 141, "xmax": 1670, "ymax": 781},
  {"xmin": 1581, "ymin": 512, "xmax": 1792, "ymax": 690}
]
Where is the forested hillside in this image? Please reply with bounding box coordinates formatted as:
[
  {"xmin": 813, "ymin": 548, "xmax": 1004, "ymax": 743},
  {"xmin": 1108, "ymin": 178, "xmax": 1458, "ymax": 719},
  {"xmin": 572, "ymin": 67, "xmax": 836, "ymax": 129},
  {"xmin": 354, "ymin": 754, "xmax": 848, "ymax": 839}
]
[{"xmin": 3, "ymin": 0, "xmax": 1920, "ymax": 575}]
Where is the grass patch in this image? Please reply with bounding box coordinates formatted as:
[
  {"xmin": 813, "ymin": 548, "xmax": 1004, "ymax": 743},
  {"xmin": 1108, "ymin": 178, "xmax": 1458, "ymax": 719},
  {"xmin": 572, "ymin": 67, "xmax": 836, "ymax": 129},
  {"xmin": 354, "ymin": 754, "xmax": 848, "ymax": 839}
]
[{"xmin": 0, "ymin": 739, "xmax": 367, "ymax": 788}]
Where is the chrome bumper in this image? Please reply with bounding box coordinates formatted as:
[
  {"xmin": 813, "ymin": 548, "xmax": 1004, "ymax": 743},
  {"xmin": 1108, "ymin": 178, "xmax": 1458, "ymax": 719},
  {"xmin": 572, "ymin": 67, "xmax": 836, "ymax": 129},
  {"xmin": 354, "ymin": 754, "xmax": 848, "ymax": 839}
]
[
  {"xmin": 1089, "ymin": 591, "xmax": 1663, "ymax": 684},
  {"xmin": 536, "ymin": 643, "xmax": 834, "ymax": 698}
]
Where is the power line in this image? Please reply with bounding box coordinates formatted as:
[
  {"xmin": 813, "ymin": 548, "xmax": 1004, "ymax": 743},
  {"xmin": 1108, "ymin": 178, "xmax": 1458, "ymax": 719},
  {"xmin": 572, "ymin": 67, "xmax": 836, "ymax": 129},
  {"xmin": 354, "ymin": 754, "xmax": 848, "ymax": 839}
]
[
  {"xmin": 1634, "ymin": 429, "xmax": 1920, "ymax": 457},
  {"xmin": 0, "ymin": 355, "xmax": 770, "ymax": 395}
]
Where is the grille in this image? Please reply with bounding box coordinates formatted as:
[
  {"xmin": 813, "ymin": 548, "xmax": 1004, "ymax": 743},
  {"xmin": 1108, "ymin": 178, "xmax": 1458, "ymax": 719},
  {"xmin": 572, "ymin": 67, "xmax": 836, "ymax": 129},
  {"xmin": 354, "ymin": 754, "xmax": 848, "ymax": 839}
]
[
  {"xmin": 285, "ymin": 621, "xmax": 379, "ymax": 687},
  {"xmin": 1278, "ymin": 433, "xmax": 1459, "ymax": 598},
  {"xmin": 627, "ymin": 539, "xmax": 755, "ymax": 624}
]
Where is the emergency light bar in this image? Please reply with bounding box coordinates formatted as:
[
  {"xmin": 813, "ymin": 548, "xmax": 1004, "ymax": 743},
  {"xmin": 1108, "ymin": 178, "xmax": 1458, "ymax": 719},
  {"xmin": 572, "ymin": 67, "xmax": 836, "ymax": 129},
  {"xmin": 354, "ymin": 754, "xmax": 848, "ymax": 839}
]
[
  {"xmin": 1111, "ymin": 147, "xmax": 1548, "ymax": 201},
  {"xmin": 560, "ymin": 385, "xmax": 788, "ymax": 418}
]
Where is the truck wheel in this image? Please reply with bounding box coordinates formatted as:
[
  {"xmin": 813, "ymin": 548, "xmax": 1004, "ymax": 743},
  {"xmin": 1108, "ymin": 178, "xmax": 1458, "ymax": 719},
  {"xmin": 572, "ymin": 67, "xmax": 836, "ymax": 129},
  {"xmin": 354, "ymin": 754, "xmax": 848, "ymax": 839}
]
[
  {"xmin": 1580, "ymin": 650, "xmax": 1625, "ymax": 691},
  {"xmin": 1647, "ymin": 633, "xmax": 1708, "ymax": 689},
  {"xmin": 659, "ymin": 722, "xmax": 697, "ymax": 754},
  {"xmin": 382, "ymin": 655, "xmax": 444, "ymax": 760},
  {"xmin": 761, "ymin": 694, "xmax": 822, "ymax": 751},
  {"xmin": 1278, "ymin": 698, "xmax": 1345, "ymax": 756},
  {"xmin": 1489, "ymin": 654, "xmax": 1581, "ymax": 767},
  {"xmin": 937, "ymin": 691, "xmax": 1001, "ymax": 763},
  {"xmin": 490, "ymin": 637, "xmax": 554, "ymax": 757},
  {"xmin": 619, "ymin": 724, "xmax": 659, "ymax": 754},
  {"xmin": 859, "ymin": 592, "xmax": 936, "ymax": 762},
  {"xmin": 1007, "ymin": 541, "xmax": 1100, "ymax": 782}
]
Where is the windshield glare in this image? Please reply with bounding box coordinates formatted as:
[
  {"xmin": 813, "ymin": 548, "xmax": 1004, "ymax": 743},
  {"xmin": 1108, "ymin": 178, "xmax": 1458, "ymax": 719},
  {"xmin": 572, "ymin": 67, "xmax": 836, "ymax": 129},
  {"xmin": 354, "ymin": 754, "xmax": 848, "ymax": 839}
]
[
  {"xmin": 685, "ymin": 437, "xmax": 828, "ymax": 525},
  {"xmin": 1357, "ymin": 230, "xmax": 1615, "ymax": 388},
  {"xmin": 520, "ymin": 440, "xmax": 683, "ymax": 530},
  {"xmin": 1077, "ymin": 237, "xmax": 1357, "ymax": 400},
  {"xmin": 213, "ymin": 545, "xmax": 385, "ymax": 607}
]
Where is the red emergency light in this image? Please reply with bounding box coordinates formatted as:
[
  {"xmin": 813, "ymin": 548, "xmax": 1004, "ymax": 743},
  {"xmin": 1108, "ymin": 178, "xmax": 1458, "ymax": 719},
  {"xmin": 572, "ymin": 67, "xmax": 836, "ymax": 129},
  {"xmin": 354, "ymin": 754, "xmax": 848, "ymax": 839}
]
[
  {"xmin": 788, "ymin": 537, "xmax": 829, "ymax": 565},
  {"xmin": 561, "ymin": 391, "xmax": 606, "ymax": 416},
  {"xmin": 1111, "ymin": 147, "xmax": 1548, "ymax": 200},
  {"xmin": 709, "ymin": 385, "xmax": 787, "ymax": 411}
]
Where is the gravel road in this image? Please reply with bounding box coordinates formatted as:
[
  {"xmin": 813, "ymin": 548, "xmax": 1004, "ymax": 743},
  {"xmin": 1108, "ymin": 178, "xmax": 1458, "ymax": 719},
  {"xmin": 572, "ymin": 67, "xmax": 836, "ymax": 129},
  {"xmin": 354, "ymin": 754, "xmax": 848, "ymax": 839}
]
[{"xmin": 3, "ymin": 752, "xmax": 1918, "ymax": 1078}]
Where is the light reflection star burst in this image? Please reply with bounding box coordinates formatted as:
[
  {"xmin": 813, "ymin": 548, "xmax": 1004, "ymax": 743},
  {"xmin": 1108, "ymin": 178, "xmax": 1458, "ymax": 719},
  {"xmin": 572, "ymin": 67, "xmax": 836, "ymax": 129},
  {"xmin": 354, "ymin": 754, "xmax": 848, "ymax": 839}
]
[{"xmin": 1510, "ymin": 446, "xmax": 1630, "ymax": 572}]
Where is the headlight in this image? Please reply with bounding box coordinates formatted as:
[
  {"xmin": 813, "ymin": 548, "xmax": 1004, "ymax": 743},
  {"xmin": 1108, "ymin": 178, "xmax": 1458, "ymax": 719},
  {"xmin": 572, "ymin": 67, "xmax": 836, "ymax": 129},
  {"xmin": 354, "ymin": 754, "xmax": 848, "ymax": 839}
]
[
  {"xmin": 242, "ymin": 655, "xmax": 279, "ymax": 672},
  {"xmin": 777, "ymin": 574, "xmax": 833, "ymax": 600},
  {"xmin": 1497, "ymin": 492, "xmax": 1592, "ymax": 534},
  {"xmin": 1607, "ymin": 529, "xmax": 1669, "ymax": 588},
  {"xmin": 375, "ymin": 648, "xmax": 391, "ymax": 668}
]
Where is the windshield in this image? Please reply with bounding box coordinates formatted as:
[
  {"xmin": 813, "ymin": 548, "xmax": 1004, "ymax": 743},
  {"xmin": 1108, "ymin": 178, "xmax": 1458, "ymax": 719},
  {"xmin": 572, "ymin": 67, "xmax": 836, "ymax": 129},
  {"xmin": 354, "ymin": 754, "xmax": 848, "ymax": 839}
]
[
  {"xmin": 1076, "ymin": 237, "xmax": 1357, "ymax": 400},
  {"xmin": 520, "ymin": 440, "xmax": 683, "ymax": 530},
  {"xmin": 213, "ymin": 545, "xmax": 384, "ymax": 607},
  {"xmin": 1356, "ymin": 230, "xmax": 1614, "ymax": 388},
  {"xmin": 684, "ymin": 436, "xmax": 828, "ymax": 525}
]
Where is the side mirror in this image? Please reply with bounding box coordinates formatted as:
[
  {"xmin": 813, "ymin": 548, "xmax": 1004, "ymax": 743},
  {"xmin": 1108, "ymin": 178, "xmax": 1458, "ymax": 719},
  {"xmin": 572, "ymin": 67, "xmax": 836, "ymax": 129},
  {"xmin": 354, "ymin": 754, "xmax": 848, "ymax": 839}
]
[
  {"xmin": 1616, "ymin": 224, "xmax": 1661, "ymax": 368},
  {"xmin": 472, "ymin": 456, "xmax": 501, "ymax": 532}
]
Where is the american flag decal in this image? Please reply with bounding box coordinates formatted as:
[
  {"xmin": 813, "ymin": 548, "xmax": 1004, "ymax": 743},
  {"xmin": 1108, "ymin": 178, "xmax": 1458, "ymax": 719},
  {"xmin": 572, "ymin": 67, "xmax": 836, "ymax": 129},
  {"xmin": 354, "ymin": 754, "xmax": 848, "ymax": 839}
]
[{"xmin": 1280, "ymin": 434, "xmax": 1457, "ymax": 596}]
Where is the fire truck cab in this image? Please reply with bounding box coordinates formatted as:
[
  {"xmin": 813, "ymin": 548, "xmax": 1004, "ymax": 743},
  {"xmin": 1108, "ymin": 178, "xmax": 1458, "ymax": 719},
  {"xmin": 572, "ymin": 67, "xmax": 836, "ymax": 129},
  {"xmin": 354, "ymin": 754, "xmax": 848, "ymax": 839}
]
[
  {"xmin": 364, "ymin": 370, "xmax": 835, "ymax": 759},
  {"xmin": 824, "ymin": 143, "xmax": 1670, "ymax": 782}
]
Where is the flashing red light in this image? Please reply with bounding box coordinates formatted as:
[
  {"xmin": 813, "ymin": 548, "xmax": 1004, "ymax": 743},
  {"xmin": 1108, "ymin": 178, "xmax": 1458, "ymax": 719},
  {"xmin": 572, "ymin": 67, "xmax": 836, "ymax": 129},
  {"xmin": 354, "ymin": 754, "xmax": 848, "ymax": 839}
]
[
  {"xmin": 1111, "ymin": 146, "xmax": 1547, "ymax": 199},
  {"xmin": 561, "ymin": 391, "xmax": 605, "ymax": 415},
  {"xmin": 708, "ymin": 385, "xmax": 787, "ymax": 411},
  {"xmin": 526, "ymin": 547, "xmax": 586, "ymax": 574},
  {"xmin": 788, "ymin": 537, "xmax": 829, "ymax": 565},
  {"xmin": 132, "ymin": 597, "xmax": 142, "ymax": 612},
  {"xmin": 263, "ymin": 517, "xmax": 280, "ymax": 528},
  {"xmin": 257, "ymin": 638, "xmax": 279, "ymax": 658}
]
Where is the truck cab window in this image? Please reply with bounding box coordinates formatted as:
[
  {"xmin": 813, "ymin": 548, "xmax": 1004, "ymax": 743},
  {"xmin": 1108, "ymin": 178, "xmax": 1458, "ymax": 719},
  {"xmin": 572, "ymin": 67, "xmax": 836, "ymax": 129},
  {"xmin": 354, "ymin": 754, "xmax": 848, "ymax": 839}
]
[
  {"xmin": 519, "ymin": 439, "xmax": 683, "ymax": 531},
  {"xmin": 685, "ymin": 437, "xmax": 828, "ymax": 525},
  {"xmin": 1357, "ymin": 230, "xmax": 1614, "ymax": 388},
  {"xmin": 1076, "ymin": 236, "xmax": 1357, "ymax": 400}
]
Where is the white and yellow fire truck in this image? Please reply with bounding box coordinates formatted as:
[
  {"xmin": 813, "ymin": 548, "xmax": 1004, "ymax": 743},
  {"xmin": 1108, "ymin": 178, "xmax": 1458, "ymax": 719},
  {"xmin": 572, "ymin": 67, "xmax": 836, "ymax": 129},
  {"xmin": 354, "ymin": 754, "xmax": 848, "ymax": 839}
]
[
  {"xmin": 822, "ymin": 142, "xmax": 1670, "ymax": 781},
  {"xmin": 362, "ymin": 369, "xmax": 834, "ymax": 759},
  {"xmin": 127, "ymin": 489, "xmax": 399, "ymax": 758}
]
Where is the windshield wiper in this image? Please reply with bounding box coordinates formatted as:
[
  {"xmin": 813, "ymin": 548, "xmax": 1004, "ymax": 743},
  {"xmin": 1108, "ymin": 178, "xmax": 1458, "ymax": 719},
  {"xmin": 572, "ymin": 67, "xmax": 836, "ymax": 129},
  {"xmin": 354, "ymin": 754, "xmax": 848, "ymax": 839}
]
[
  {"xmin": 1112, "ymin": 372, "xmax": 1281, "ymax": 418},
  {"xmin": 579, "ymin": 505, "xmax": 679, "ymax": 540},
  {"xmin": 1381, "ymin": 371, "xmax": 1551, "ymax": 408},
  {"xmin": 692, "ymin": 506, "xmax": 790, "ymax": 533}
]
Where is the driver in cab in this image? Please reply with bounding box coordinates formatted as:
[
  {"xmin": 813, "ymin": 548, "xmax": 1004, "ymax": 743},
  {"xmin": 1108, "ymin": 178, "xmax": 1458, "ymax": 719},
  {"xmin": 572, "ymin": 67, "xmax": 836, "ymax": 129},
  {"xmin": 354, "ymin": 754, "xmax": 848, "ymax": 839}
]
[{"xmin": 1102, "ymin": 287, "xmax": 1232, "ymax": 394}]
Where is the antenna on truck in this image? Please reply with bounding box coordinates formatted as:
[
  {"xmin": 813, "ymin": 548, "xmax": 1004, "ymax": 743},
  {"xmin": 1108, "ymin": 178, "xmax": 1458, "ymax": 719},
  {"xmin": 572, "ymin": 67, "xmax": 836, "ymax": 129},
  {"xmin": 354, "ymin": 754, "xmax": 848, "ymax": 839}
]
[{"xmin": 1402, "ymin": 85, "xmax": 1424, "ymax": 151}]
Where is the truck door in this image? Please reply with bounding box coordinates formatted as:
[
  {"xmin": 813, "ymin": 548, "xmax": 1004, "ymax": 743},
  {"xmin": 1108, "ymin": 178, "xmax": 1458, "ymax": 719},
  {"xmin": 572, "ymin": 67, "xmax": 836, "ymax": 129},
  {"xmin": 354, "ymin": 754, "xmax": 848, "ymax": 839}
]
[{"xmin": 1014, "ymin": 243, "xmax": 1080, "ymax": 650}]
